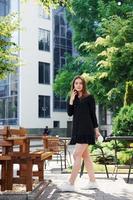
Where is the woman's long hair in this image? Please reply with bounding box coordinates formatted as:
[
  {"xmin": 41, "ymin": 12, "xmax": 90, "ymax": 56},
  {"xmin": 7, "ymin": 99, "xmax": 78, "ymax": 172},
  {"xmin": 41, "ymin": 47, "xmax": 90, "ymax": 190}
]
[{"xmin": 70, "ymin": 75, "xmax": 90, "ymax": 97}]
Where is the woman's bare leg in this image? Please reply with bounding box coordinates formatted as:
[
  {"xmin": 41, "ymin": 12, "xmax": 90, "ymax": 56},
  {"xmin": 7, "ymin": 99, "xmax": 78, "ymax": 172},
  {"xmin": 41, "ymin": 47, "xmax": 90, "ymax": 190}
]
[
  {"xmin": 69, "ymin": 143, "xmax": 88, "ymax": 185},
  {"xmin": 82, "ymin": 146, "xmax": 96, "ymax": 182}
]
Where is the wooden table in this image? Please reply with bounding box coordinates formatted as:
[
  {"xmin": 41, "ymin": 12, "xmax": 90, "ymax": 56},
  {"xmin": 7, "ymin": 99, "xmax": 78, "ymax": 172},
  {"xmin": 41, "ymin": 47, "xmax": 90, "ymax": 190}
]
[{"xmin": 105, "ymin": 136, "xmax": 133, "ymax": 182}]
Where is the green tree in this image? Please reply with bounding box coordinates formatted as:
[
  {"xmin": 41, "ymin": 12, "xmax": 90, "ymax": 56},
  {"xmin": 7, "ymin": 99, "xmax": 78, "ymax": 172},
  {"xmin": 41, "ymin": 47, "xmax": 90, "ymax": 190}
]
[
  {"xmin": 66, "ymin": 0, "xmax": 133, "ymax": 50},
  {"xmin": 54, "ymin": 1, "xmax": 133, "ymax": 113},
  {"xmin": 0, "ymin": 13, "xmax": 20, "ymax": 78},
  {"xmin": 83, "ymin": 14, "xmax": 133, "ymax": 112},
  {"xmin": 66, "ymin": 0, "xmax": 99, "ymax": 50}
]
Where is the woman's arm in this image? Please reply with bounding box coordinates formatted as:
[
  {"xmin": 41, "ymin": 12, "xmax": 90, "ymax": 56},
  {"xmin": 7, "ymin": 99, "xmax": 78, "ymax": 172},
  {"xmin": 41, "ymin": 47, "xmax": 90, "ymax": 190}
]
[
  {"xmin": 89, "ymin": 95, "xmax": 98, "ymax": 128},
  {"xmin": 89, "ymin": 95, "xmax": 100, "ymax": 138},
  {"xmin": 67, "ymin": 98, "xmax": 74, "ymax": 116},
  {"xmin": 67, "ymin": 90, "xmax": 77, "ymax": 116}
]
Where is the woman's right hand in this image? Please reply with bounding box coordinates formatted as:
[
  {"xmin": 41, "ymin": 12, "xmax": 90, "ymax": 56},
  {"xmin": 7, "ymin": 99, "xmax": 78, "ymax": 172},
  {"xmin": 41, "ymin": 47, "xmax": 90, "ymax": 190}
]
[{"xmin": 69, "ymin": 89, "xmax": 77, "ymax": 105}]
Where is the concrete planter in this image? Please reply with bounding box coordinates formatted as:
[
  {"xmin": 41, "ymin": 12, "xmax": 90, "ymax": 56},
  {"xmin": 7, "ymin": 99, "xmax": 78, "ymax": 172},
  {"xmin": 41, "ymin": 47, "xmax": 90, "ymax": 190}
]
[{"xmin": 0, "ymin": 180, "xmax": 51, "ymax": 200}]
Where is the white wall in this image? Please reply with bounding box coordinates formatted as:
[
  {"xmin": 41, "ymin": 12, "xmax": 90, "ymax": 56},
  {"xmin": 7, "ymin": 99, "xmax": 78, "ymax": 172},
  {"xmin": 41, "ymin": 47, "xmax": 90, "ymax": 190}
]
[
  {"xmin": 19, "ymin": 0, "xmax": 52, "ymax": 128},
  {"xmin": 18, "ymin": 0, "xmax": 68, "ymax": 128}
]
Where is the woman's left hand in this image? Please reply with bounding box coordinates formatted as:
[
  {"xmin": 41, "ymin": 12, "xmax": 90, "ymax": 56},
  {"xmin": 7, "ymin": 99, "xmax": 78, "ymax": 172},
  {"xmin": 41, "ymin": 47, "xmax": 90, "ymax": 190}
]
[{"xmin": 95, "ymin": 128, "xmax": 101, "ymax": 139}]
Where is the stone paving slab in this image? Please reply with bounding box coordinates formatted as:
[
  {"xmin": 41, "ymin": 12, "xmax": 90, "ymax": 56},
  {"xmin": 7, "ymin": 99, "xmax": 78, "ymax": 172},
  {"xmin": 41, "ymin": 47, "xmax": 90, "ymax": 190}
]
[{"xmin": 42, "ymin": 173, "xmax": 133, "ymax": 200}]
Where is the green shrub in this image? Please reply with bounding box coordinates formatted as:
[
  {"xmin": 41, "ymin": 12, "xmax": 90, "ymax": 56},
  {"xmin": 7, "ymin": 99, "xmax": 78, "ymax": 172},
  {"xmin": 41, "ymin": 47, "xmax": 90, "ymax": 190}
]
[
  {"xmin": 112, "ymin": 104, "xmax": 133, "ymax": 136},
  {"xmin": 124, "ymin": 81, "xmax": 133, "ymax": 106},
  {"xmin": 117, "ymin": 150, "xmax": 132, "ymax": 165},
  {"xmin": 90, "ymin": 141, "xmax": 132, "ymax": 165},
  {"xmin": 91, "ymin": 142, "xmax": 115, "ymax": 164}
]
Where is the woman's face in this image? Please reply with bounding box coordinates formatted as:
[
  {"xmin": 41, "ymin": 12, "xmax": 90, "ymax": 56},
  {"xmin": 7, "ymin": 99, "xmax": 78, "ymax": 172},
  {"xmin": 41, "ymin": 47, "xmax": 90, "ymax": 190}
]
[{"xmin": 74, "ymin": 78, "xmax": 83, "ymax": 92}]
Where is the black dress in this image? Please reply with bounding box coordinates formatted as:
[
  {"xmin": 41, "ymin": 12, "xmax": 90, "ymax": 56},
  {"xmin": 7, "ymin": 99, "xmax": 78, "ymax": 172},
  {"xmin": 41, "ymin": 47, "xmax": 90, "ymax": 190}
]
[{"xmin": 67, "ymin": 94, "xmax": 98, "ymax": 145}]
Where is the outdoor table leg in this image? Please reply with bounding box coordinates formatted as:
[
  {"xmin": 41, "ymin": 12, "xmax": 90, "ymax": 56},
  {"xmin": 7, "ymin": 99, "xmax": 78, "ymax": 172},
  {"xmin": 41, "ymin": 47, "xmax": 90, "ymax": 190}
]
[
  {"xmin": 127, "ymin": 155, "xmax": 133, "ymax": 183},
  {"xmin": 26, "ymin": 158, "xmax": 32, "ymax": 191},
  {"xmin": 64, "ymin": 141, "xmax": 67, "ymax": 169},
  {"xmin": 80, "ymin": 160, "xmax": 84, "ymax": 177},
  {"xmin": 6, "ymin": 160, "xmax": 13, "ymax": 190},
  {"xmin": 1, "ymin": 161, "xmax": 6, "ymax": 191}
]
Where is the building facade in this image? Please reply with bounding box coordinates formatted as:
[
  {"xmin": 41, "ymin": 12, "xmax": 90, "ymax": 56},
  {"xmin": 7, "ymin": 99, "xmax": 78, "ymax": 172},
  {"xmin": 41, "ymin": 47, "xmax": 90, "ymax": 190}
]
[{"xmin": 0, "ymin": 0, "xmax": 112, "ymax": 135}]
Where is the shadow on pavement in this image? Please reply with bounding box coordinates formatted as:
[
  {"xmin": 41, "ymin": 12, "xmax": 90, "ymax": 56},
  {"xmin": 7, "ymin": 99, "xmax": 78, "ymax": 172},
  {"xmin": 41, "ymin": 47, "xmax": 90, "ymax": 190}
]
[{"xmin": 41, "ymin": 182, "xmax": 133, "ymax": 200}]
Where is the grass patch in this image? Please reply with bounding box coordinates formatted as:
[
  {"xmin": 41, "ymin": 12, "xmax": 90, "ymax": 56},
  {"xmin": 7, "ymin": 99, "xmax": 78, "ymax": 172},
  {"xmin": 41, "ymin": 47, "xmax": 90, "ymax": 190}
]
[{"xmin": 67, "ymin": 163, "xmax": 132, "ymax": 174}]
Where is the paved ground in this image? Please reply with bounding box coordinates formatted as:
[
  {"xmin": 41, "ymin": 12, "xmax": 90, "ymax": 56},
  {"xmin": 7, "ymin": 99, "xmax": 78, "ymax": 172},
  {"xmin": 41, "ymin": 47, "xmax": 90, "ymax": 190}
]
[
  {"xmin": 3, "ymin": 144, "xmax": 133, "ymax": 199},
  {"xmin": 40, "ymin": 160, "xmax": 133, "ymax": 200}
]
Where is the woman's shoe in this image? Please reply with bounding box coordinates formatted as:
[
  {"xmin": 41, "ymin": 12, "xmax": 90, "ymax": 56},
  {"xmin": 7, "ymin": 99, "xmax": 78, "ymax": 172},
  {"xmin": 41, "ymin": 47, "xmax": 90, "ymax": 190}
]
[
  {"xmin": 58, "ymin": 182, "xmax": 75, "ymax": 192},
  {"xmin": 81, "ymin": 181, "xmax": 98, "ymax": 190}
]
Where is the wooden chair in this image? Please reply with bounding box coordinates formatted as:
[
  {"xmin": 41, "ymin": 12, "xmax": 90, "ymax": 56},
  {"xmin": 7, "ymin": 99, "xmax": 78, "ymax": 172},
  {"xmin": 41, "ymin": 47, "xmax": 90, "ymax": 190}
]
[
  {"xmin": 43, "ymin": 136, "xmax": 66, "ymax": 171},
  {"xmin": 0, "ymin": 126, "xmax": 13, "ymax": 191},
  {"xmin": 30, "ymin": 150, "xmax": 53, "ymax": 181},
  {"xmin": 8, "ymin": 127, "xmax": 53, "ymax": 191}
]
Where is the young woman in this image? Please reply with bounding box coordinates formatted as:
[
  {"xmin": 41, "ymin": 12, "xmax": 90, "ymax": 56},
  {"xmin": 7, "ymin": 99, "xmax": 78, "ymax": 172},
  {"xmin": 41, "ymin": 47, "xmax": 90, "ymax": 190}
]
[{"xmin": 59, "ymin": 75, "xmax": 101, "ymax": 191}]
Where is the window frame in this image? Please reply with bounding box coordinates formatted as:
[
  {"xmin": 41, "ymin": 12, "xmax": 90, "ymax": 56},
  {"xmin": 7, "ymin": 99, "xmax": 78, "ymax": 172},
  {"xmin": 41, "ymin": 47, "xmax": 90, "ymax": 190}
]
[
  {"xmin": 38, "ymin": 28, "xmax": 50, "ymax": 52},
  {"xmin": 38, "ymin": 95, "xmax": 50, "ymax": 118},
  {"xmin": 38, "ymin": 62, "xmax": 50, "ymax": 84}
]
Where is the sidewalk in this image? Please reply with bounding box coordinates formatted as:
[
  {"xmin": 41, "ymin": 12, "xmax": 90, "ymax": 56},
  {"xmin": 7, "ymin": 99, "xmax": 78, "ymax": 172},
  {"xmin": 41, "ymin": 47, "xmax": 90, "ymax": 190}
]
[
  {"xmin": 4, "ymin": 144, "xmax": 133, "ymax": 199},
  {"xmin": 41, "ymin": 161, "xmax": 133, "ymax": 200}
]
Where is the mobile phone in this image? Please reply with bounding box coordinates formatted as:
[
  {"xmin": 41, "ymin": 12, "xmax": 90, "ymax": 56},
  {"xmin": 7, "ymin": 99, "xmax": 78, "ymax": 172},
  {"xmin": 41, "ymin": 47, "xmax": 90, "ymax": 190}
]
[{"xmin": 74, "ymin": 89, "xmax": 78, "ymax": 94}]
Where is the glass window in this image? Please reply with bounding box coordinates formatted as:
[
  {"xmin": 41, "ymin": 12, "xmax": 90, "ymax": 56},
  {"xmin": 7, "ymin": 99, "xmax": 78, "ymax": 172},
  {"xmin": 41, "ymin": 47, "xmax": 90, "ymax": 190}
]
[
  {"xmin": 60, "ymin": 38, "xmax": 66, "ymax": 47},
  {"xmin": 53, "ymin": 9, "xmax": 72, "ymax": 111},
  {"xmin": 60, "ymin": 57, "xmax": 65, "ymax": 68},
  {"xmin": 10, "ymin": 71, "xmax": 18, "ymax": 83},
  {"xmin": 54, "ymin": 68, "xmax": 59, "ymax": 78},
  {"xmin": 67, "ymin": 39, "xmax": 72, "ymax": 49},
  {"xmin": 0, "ymin": 0, "xmax": 10, "ymax": 16},
  {"xmin": 39, "ymin": 5, "xmax": 50, "ymax": 19},
  {"xmin": 53, "ymin": 121, "xmax": 60, "ymax": 128},
  {"xmin": 60, "ymin": 25, "xmax": 66, "ymax": 37},
  {"xmin": 38, "ymin": 95, "xmax": 50, "ymax": 118},
  {"xmin": 60, "ymin": 14, "xmax": 65, "ymax": 25},
  {"xmin": 8, "ymin": 96, "xmax": 17, "ymax": 118},
  {"xmin": 53, "ymin": 94, "xmax": 66, "ymax": 111},
  {"xmin": 0, "ymin": 98, "xmax": 5, "ymax": 119},
  {"xmin": 61, "ymin": 48, "xmax": 66, "ymax": 57},
  {"xmin": 10, "ymin": 82, "xmax": 18, "ymax": 95},
  {"xmin": 39, "ymin": 62, "xmax": 50, "ymax": 84},
  {"xmin": 0, "ymin": 96, "xmax": 17, "ymax": 120},
  {"xmin": 54, "ymin": 15, "xmax": 59, "ymax": 36},
  {"xmin": 54, "ymin": 37, "xmax": 59, "ymax": 45},
  {"xmin": 0, "ymin": 69, "xmax": 18, "ymax": 125},
  {"xmin": 0, "ymin": 84, "xmax": 9, "ymax": 97},
  {"xmin": 38, "ymin": 29, "xmax": 50, "ymax": 51},
  {"xmin": 67, "ymin": 29, "xmax": 72, "ymax": 39}
]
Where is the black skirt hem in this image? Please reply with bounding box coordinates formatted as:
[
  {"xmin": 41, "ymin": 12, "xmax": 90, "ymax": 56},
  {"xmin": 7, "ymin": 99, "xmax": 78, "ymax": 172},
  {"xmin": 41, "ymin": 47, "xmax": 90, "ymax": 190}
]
[{"xmin": 69, "ymin": 138, "xmax": 95, "ymax": 145}]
